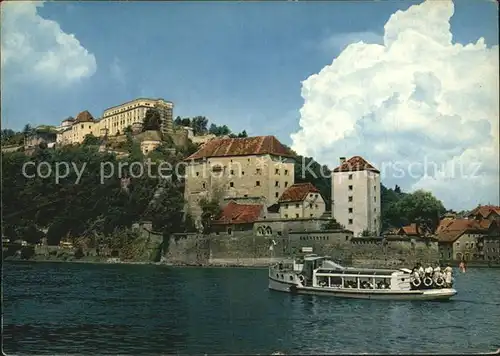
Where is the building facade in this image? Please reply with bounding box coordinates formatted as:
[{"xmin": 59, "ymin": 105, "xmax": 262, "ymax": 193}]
[
  {"xmin": 101, "ymin": 98, "xmax": 173, "ymax": 137},
  {"xmin": 183, "ymin": 135, "xmax": 295, "ymax": 221},
  {"xmin": 57, "ymin": 98, "xmax": 174, "ymax": 145},
  {"xmin": 437, "ymin": 217, "xmax": 500, "ymax": 262},
  {"xmin": 331, "ymin": 156, "xmax": 381, "ymax": 237},
  {"xmin": 278, "ymin": 183, "xmax": 326, "ymax": 219}
]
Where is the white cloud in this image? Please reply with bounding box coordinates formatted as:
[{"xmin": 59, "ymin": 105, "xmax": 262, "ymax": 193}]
[
  {"xmin": 1, "ymin": 1, "xmax": 96, "ymax": 87},
  {"xmin": 319, "ymin": 31, "xmax": 383, "ymax": 53},
  {"xmin": 291, "ymin": 0, "xmax": 499, "ymax": 210}
]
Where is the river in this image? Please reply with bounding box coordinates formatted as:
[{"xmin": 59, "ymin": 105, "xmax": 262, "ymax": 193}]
[{"xmin": 3, "ymin": 261, "xmax": 500, "ymax": 354}]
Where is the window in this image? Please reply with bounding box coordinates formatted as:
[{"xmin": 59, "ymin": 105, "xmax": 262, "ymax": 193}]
[
  {"xmin": 256, "ymin": 181, "xmax": 260, "ymax": 186},
  {"xmin": 285, "ymin": 170, "xmax": 289, "ymax": 175},
  {"xmin": 348, "ymin": 174, "xmax": 353, "ymax": 180},
  {"xmin": 230, "ymin": 170, "xmax": 234, "ymax": 175},
  {"xmin": 310, "ymin": 214, "xmax": 313, "ymax": 217},
  {"xmin": 348, "ymin": 196, "xmax": 353, "ymax": 202},
  {"xmin": 315, "ymin": 204, "xmax": 318, "ymax": 209},
  {"xmin": 230, "ymin": 182, "xmax": 234, "ymax": 187},
  {"xmin": 471, "ymin": 243, "xmax": 474, "ymax": 248},
  {"xmin": 244, "ymin": 194, "xmax": 248, "ymax": 197},
  {"xmin": 295, "ymin": 214, "xmax": 299, "ymax": 218},
  {"xmin": 348, "ymin": 208, "xmax": 353, "ymax": 213},
  {"xmin": 374, "ymin": 219, "xmax": 377, "ymax": 225},
  {"xmin": 374, "ymin": 197, "xmax": 376, "ymax": 202},
  {"xmin": 275, "ymin": 168, "xmax": 279, "ymax": 174},
  {"xmin": 348, "ymin": 185, "xmax": 353, "ymax": 191},
  {"xmin": 348, "ymin": 219, "xmax": 353, "ymax": 225},
  {"xmin": 456, "ymin": 242, "xmax": 460, "ymax": 247},
  {"xmin": 242, "ymin": 171, "xmax": 245, "ymax": 175},
  {"xmin": 275, "ymin": 181, "xmax": 279, "ymax": 187},
  {"xmin": 374, "ymin": 208, "xmax": 377, "ymax": 212},
  {"xmin": 285, "ymin": 182, "xmax": 288, "ymax": 187},
  {"xmin": 202, "ymin": 182, "xmax": 206, "ymax": 189},
  {"xmin": 81, "ymin": 125, "xmax": 84, "ymax": 129},
  {"xmin": 285, "ymin": 214, "xmax": 288, "ymax": 218},
  {"xmin": 295, "ymin": 204, "xmax": 300, "ymax": 208},
  {"xmin": 285, "ymin": 204, "xmax": 288, "ymax": 209},
  {"xmin": 256, "ymin": 168, "xmax": 261, "ymax": 174},
  {"xmin": 465, "ymin": 243, "xmax": 469, "ymax": 248},
  {"xmin": 275, "ymin": 192, "xmax": 279, "ymax": 198},
  {"xmin": 227, "ymin": 228, "xmax": 232, "ymax": 235}
]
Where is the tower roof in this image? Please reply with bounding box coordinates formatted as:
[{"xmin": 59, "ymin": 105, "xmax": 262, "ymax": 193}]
[
  {"xmin": 74, "ymin": 110, "xmax": 95, "ymax": 123},
  {"xmin": 333, "ymin": 156, "xmax": 380, "ymax": 173}
]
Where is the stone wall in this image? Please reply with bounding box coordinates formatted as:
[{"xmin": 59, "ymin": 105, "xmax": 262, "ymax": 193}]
[
  {"xmin": 165, "ymin": 230, "xmax": 439, "ymax": 268},
  {"xmin": 170, "ymin": 128, "xmax": 189, "ymax": 148}
]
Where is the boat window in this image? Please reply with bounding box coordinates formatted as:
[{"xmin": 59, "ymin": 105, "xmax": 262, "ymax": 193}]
[{"xmin": 289, "ymin": 276, "xmax": 293, "ymax": 281}]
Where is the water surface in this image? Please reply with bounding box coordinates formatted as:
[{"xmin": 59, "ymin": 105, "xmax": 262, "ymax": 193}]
[{"xmin": 3, "ymin": 261, "xmax": 500, "ymax": 354}]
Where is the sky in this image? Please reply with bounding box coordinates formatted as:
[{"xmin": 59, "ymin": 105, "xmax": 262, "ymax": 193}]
[{"xmin": 1, "ymin": 0, "xmax": 498, "ymax": 211}]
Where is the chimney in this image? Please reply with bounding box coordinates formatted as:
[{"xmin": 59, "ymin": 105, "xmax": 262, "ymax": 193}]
[{"xmin": 340, "ymin": 157, "xmax": 346, "ymax": 164}]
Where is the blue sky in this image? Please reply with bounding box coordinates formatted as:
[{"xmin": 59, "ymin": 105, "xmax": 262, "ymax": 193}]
[
  {"xmin": 2, "ymin": 0, "xmax": 498, "ymax": 209},
  {"xmin": 2, "ymin": 0, "xmax": 497, "ymax": 141}
]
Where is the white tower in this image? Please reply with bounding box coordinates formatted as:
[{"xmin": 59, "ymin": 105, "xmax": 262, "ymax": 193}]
[{"xmin": 332, "ymin": 156, "xmax": 381, "ymax": 237}]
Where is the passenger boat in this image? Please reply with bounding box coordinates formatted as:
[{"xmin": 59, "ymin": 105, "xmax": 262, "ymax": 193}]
[{"xmin": 268, "ymin": 254, "xmax": 457, "ymax": 301}]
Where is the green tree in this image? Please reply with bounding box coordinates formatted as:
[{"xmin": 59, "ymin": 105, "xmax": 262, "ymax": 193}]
[
  {"xmin": 395, "ymin": 190, "xmax": 446, "ymax": 234},
  {"xmin": 174, "ymin": 116, "xmax": 182, "ymax": 126},
  {"xmin": 143, "ymin": 108, "xmax": 161, "ymax": 131},
  {"xmin": 82, "ymin": 133, "xmax": 101, "ymax": 146},
  {"xmin": 181, "ymin": 118, "xmax": 191, "ymax": 127},
  {"xmin": 191, "ymin": 116, "xmax": 208, "ymax": 135},
  {"xmin": 198, "ymin": 189, "xmax": 223, "ymax": 234},
  {"xmin": 124, "ymin": 125, "xmax": 133, "ymax": 134}
]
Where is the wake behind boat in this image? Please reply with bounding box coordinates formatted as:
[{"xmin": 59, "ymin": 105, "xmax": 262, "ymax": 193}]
[{"xmin": 268, "ymin": 254, "xmax": 457, "ymax": 301}]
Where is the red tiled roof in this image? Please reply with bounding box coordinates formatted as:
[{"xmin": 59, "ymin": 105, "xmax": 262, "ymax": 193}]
[
  {"xmin": 74, "ymin": 110, "xmax": 95, "ymax": 123},
  {"xmin": 332, "ymin": 156, "xmax": 380, "ymax": 173},
  {"xmin": 213, "ymin": 201, "xmax": 263, "ymax": 225},
  {"xmin": 398, "ymin": 224, "xmax": 419, "ymax": 236},
  {"xmin": 185, "ymin": 135, "xmax": 294, "ymax": 160},
  {"xmin": 278, "ymin": 183, "xmax": 320, "ymax": 203},
  {"xmin": 467, "ymin": 205, "xmax": 500, "ymax": 218},
  {"xmin": 436, "ymin": 218, "xmax": 455, "ymax": 233},
  {"xmin": 437, "ymin": 219, "xmax": 485, "ymax": 243}
]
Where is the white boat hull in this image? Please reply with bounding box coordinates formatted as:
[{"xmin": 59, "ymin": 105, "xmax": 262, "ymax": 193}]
[{"xmin": 268, "ymin": 277, "xmax": 457, "ymax": 301}]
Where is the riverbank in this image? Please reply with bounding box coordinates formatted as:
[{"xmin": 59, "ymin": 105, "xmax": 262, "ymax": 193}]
[{"xmin": 5, "ymin": 254, "xmax": 500, "ymax": 269}]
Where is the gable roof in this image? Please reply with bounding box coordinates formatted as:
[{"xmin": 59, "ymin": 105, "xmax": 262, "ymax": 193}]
[
  {"xmin": 467, "ymin": 205, "xmax": 500, "ymax": 219},
  {"xmin": 213, "ymin": 201, "xmax": 263, "ymax": 225},
  {"xmin": 278, "ymin": 183, "xmax": 320, "ymax": 203},
  {"xmin": 74, "ymin": 110, "xmax": 95, "ymax": 123},
  {"xmin": 437, "ymin": 218, "xmax": 486, "ymax": 243},
  {"xmin": 397, "ymin": 224, "xmax": 419, "ymax": 236},
  {"xmin": 332, "ymin": 156, "xmax": 380, "ymax": 173},
  {"xmin": 185, "ymin": 135, "xmax": 293, "ymax": 160}
]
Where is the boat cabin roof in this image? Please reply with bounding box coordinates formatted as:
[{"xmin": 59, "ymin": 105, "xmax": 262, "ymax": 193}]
[{"xmin": 316, "ymin": 269, "xmax": 394, "ymax": 276}]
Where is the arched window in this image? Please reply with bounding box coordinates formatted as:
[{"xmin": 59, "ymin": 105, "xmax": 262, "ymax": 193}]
[
  {"xmin": 266, "ymin": 226, "xmax": 273, "ymax": 235},
  {"xmin": 456, "ymin": 252, "xmax": 463, "ymax": 261}
]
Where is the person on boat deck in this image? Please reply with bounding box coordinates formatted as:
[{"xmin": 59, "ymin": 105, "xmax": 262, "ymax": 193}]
[
  {"xmin": 444, "ymin": 264, "xmax": 453, "ymax": 287},
  {"xmin": 417, "ymin": 263, "xmax": 425, "ymax": 278},
  {"xmin": 425, "ymin": 265, "xmax": 433, "ymax": 276},
  {"xmin": 433, "ymin": 263, "xmax": 441, "ymax": 274}
]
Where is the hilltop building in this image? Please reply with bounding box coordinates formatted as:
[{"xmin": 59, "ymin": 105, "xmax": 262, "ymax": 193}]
[
  {"xmin": 56, "ymin": 98, "xmax": 173, "ymax": 145},
  {"xmin": 331, "ymin": 156, "xmax": 381, "ymax": 237},
  {"xmin": 183, "ymin": 135, "xmax": 295, "ymax": 220}
]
